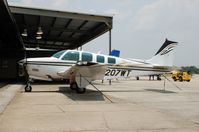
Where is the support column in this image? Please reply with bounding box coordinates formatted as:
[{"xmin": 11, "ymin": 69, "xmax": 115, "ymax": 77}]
[
  {"xmin": 109, "ymin": 30, "xmax": 112, "ymax": 55},
  {"xmin": 109, "ymin": 30, "xmax": 112, "ymax": 85}
]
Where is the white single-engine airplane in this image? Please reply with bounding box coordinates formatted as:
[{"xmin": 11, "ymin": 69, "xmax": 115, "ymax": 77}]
[{"xmin": 19, "ymin": 39, "xmax": 178, "ymax": 93}]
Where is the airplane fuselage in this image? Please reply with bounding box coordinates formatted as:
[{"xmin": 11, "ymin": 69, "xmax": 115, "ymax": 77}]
[
  {"xmin": 19, "ymin": 50, "xmax": 171, "ymax": 81},
  {"xmin": 19, "ymin": 39, "xmax": 178, "ymax": 93}
]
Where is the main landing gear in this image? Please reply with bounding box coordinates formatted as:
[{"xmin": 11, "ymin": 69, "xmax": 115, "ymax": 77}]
[{"xmin": 70, "ymin": 82, "xmax": 86, "ymax": 94}]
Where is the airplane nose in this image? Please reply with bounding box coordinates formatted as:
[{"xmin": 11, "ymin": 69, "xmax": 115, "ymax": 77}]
[{"xmin": 18, "ymin": 59, "xmax": 26, "ymax": 65}]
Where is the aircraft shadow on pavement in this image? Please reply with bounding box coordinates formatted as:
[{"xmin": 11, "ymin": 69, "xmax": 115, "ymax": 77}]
[
  {"xmin": 98, "ymin": 90, "xmax": 145, "ymax": 93},
  {"xmin": 144, "ymin": 89, "xmax": 177, "ymax": 94},
  {"xmin": 28, "ymin": 86, "xmax": 106, "ymax": 101},
  {"xmin": 59, "ymin": 86, "xmax": 106, "ymax": 101},
  {"xmin": 31, "ymin": 81, "xmax": 67, "ymax": 85}
]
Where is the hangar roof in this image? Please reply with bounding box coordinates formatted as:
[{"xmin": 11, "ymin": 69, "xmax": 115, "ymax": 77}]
[{"xmin": 10, "ymin": 5, "xmax": 113, "ymax": 50}]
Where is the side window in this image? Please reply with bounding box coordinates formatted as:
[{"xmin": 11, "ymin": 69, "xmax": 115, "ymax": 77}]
[
  {"xmin": 62, "ymin": 51, "xmax": 79, "ymax": 61},
  {"xmin": 82, "ymin": 52, "xmax": 93, "ymax": 61},
  {"xmin": 108, "ymin": 57, "xmax": 116, "ymax": 64},
  {"xmin": 97, "ymin": 55, "xmax": 104, "ymax": 63}
]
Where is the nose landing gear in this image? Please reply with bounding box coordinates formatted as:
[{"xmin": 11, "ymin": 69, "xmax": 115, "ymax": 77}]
[{"xmin": 25, "ymin": 79, "xmax": 32, "ymax": 92}]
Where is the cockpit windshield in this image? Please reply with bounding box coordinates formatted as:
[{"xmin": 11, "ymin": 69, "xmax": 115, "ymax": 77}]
[
  {"xmin": 61, "ymin": 51, "xmax": 79, "ymax": 61},
  {"xmin": 52, "ymin": 50, "xmax": 66, "ymax": 59}
]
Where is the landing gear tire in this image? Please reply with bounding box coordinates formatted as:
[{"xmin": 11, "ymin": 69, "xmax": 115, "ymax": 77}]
[
  {"xmin": 70, "ymin": 82, "xmax": 86, "ymax": 94},
  {"xmin": 76, "ymin": 88, "xmax": 86, "ymax": 94},
  {"xmin": 157, "ymin": 76, "xmax": 161, "ymax": 81},
  {"xmin": 70, "ymin": 82, "xmax": 78, "ymax": 90},
  {"xmin": 25, "ymin": 85, "xmax": 32, "ymax": 92},
  {"xmin": 173, "ymin": 77, "xmax": 177, "ymax": 81}
]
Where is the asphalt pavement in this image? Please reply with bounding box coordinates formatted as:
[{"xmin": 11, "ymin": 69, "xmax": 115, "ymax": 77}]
[{"xmin": 0, "ymin": 76, "xmax": 199, "ymax": 132}]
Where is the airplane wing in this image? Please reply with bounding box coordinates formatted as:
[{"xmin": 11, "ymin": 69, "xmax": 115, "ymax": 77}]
[
  {"xmin": 57, "ymin": 65, "xmax": 76, "ymax": 79},
  {"xmin": 57, "ymin": 62, "xmax": 107, "ymax": 88}
]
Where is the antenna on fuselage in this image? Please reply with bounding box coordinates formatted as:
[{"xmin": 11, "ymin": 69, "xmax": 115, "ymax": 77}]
[
  {"xmin": 97, "ymin": 51, "xmax": 101, "ymax": 54},
  {"xmin": 77, "ymin": 46, "xmax": 83, "ymax": 51}
]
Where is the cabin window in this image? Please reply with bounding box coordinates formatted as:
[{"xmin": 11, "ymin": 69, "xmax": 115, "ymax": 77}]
[
  {"xmin": 62, "ymin": 51, "xmax": 79, "ymax": 61},
  {"xmin": 52, "ymin": 50, "xmax": 66, "ymax": 58},
  {"xmin": 97, "ymin": 55, "xmax": 105, "ymax": 63},
  {"xmin": 82, "ymin": 52, "xmax": 93, "ymax": 61},
  {"xmin": 108, "ymin": 57, "xmax": 116, "ymax": 64}
]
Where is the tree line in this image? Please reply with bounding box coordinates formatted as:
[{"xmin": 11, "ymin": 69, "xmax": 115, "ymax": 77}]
[{"xmin": 181, "ymin": 66, "xmax": 199, "ymax": 74}]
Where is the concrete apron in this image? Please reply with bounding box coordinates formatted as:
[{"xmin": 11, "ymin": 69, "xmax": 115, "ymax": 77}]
[{"xmin": 0, "ymin": 84, "xmax": 22, "ymax": 113}]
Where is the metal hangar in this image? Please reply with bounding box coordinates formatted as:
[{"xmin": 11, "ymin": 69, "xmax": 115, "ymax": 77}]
[{"xmin": 0, "ymin": 0, "xmax": 113, "ymax": 79}]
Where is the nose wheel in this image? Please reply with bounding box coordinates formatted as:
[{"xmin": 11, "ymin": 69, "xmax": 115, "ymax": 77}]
[
  {"xmin": 25, "ymin": 80, "xmax": 32, "ymax": 92},
  {"xmin": 25, "ymin": 85, "xmax": 32, "ymax": 92}
]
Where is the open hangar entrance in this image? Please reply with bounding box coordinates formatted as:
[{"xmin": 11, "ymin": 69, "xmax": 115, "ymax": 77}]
[{"xmin": 0, "ymin": 0, "xmax": 113, "ymax": 80}]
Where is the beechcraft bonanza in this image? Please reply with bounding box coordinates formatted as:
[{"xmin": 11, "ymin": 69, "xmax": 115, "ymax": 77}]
[{"xmin": 19, "ymin": 39, "xmax": 178, "ymax": 93}]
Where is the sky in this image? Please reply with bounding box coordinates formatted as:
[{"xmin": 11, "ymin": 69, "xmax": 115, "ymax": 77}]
[{"xmin": 8, "ymin": 0, "xmax": 199, "ymax": 67}]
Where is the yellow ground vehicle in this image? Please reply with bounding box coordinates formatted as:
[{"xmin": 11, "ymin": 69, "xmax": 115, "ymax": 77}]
[{"xmin": 172, "ymin": 71, "xmax": 191, "ymax": 82}]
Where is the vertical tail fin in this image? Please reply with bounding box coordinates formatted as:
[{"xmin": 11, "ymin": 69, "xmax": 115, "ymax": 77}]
[{"xmin": 147, "ymin": 39, "xmax": 178, "ymax": 66}]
